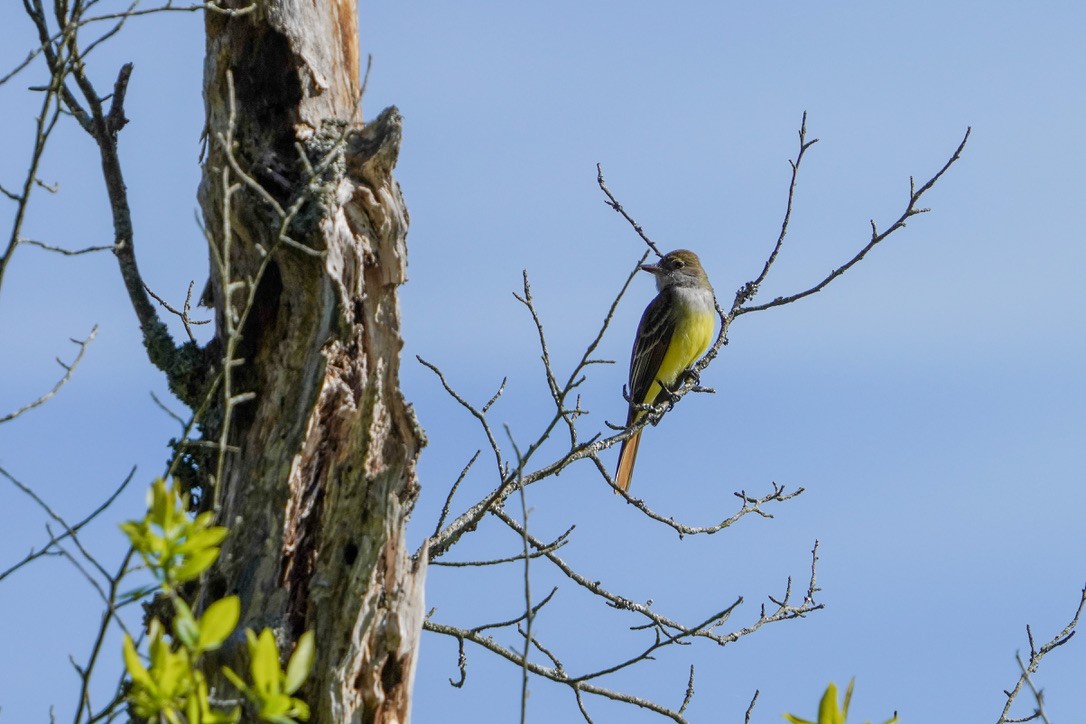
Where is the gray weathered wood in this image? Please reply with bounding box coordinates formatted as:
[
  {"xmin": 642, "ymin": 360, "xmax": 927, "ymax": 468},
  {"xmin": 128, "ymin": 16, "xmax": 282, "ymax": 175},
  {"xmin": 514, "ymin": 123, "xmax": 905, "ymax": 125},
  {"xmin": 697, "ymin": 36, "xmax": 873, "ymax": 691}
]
[{"xmin": 199, "ymin": 3, "xmax": 425, "ymax": 722}]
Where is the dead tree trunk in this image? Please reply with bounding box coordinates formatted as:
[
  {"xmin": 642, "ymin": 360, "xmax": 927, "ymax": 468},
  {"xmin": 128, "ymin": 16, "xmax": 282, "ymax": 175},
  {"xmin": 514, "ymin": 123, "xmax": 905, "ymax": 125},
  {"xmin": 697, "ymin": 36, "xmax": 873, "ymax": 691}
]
[{"xmin": 198, "ymin": 3, "xmax": 425, "ymax": 722}]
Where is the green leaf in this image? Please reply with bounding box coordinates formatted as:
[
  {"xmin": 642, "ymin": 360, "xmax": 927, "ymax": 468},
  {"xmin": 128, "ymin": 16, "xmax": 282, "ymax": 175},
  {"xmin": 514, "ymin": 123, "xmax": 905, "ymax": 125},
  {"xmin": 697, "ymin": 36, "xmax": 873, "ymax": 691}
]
[
  {"xmin": 173, "ymin": 598, "xmax": 199, "ymax": 650},
  {"xmin": 119, "ymin": 521, "xmax": 145, "ymax": 546},
  {"xmin": 198, "ymin": 595, "xmax": 240, "ymax": 652},
  {"xmin": 289, "ymin": 697, "xmax": 311, "ymax": 721},
  {"xmin": 192, "ymin": 510, "xmax": 219, "ymax": 530},
  {"xmin": 174, "ymin": 525, "xmax": 229, "ymax": 555},
  {"xmin": 151, "ymin": 646, "xmax": 183, "ymax": 698},
  {"xmin": 842, "ymin": 679, "xmax": 854, "ymax": 720},
  {"xmin": 258, "ymin": 692, "xmax": 292, "ymax": 719},
  {"xmin": 284, "ymin": 631, "xmax": 315, "ymax": 695},
  {"xmin": 148, "ymin": 625, "xmax": 171, "ymax": 671},
  {"xmin": 122, "ymin": 634, "xmax": 152, "ymax": 688},
  {"xmin": 257, "ymin": 691, "xmax": 311, "ymax": 723},
  {"xmin": 119, "ymin": 584, "xmax": 159, "ymax": 604},
  {"xmin": 250, "ymin": 628, "xmax": 283, "ymax": 697},
  {"xmin": 208, "ymin": 704, "xmax": 244, "ymax": 723},
  {"xmin": 818, "ymin": 682, "xmax": 843, "ymax": 724},
  {"xmin": 149, "ymin": 478, "xmax": 170, "ymax": 528},
  {"xmin": 171, "ymin": 546, "xmax": 220, "ymax": 584},
  {"xmin": 147, "ymin": 533, "xmax": 169, "ymax": 559},
  {"xmin": 783, "ymin": 681, "xmax": 896, "ymax": 724}
]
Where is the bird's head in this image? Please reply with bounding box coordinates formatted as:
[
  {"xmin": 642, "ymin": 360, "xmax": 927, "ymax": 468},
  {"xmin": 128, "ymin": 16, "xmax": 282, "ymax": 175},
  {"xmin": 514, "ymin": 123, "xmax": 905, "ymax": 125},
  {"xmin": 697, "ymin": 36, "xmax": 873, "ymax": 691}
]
[{"xmin": 641, "ymin": 249, "xmax": 711, "ymax": 292}]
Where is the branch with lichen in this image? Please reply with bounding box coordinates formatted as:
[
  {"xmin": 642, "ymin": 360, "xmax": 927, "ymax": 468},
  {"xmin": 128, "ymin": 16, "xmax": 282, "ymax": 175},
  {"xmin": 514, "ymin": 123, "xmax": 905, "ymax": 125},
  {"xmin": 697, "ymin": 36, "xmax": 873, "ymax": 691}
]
[{"xmin": 997, "ymin": 584, "xmax": 1086, "ymax": 724}]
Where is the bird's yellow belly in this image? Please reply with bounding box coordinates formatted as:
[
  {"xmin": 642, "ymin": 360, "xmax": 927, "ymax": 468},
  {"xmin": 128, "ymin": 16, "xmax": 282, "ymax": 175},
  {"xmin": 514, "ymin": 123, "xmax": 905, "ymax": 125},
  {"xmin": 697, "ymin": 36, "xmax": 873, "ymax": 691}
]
[{"xmin": 641, "ymin": 311, "xmax": 714, "ymax": 406}]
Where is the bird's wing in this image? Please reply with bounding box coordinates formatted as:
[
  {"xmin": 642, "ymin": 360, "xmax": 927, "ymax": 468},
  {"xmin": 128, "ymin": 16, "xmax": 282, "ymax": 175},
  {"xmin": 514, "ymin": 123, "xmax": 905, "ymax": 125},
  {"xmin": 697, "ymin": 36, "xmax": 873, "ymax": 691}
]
[{"xmin": 627, "ymin": 291, "xmax": 675, "ymax": 423}]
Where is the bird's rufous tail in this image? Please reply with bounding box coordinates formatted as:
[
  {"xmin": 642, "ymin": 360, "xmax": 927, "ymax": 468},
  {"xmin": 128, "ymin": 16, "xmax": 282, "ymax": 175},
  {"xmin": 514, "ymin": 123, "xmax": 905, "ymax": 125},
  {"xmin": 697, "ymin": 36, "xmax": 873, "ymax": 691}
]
[{"xmin": 614, "ymin": 429, "xmax": 642, "ymax": 493}]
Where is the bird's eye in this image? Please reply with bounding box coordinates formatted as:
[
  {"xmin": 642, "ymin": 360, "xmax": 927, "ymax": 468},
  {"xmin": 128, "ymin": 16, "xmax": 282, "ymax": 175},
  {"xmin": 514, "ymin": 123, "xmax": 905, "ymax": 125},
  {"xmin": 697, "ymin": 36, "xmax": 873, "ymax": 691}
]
[{"xmin": 671, "ymin": 258, "xmax": 685, "ymax": 268}]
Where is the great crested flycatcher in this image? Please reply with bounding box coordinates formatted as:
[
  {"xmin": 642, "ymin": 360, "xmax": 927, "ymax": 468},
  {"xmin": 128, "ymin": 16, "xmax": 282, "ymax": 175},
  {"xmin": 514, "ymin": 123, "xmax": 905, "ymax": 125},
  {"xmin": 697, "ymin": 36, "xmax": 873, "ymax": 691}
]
[{"xmin": 614, "ymin": 249, "xmax": 715, "ymax": 492}]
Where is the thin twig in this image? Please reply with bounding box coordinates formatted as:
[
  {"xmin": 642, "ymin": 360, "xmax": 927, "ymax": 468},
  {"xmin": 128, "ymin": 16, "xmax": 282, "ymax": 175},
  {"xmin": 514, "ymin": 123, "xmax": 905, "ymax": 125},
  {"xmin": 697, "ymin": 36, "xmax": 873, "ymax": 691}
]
[
  {"xmin": 148, "ymin": 391, "xmax": 187, "ymax": 428},
  {"xmin": 424, "ymin": 618, "xmax": 690, "ymax": 723},
  {"xmin": 143, "ymin": 280, "xmax": 211, "ymax": 344},
  {"xmin": 470, "ymin": 587, "xmax": 558, "ymax": 635},
  {"xmin": 431, "ymin": 450, "xmax": 482, "ymax": 539},
  {"xmin": 593, "ymin": 453, "xmax": 805, "ymax": 537},
  {"xmin": 359, "ymin": 53, "xmax": 373, "ymax": 101},
  {"xmin": 678, "ymin": 666, "xmax": 695, "ymax": 715},
  {"xmin": 744, "ymin": 690, "xmax": 760, "ymax": 724},
  {"xmin": 998, "ymin": 584, "xmax": 1086, "ymax": 723},
  {"xmin": 735, "ymin": 127, "xmax": 971, "ymax": 316},
  {"xmin": 20, "ymin": 238, "xmax": 116, "ymax": 255},
  {"xmin": 420, "ymin": 115, "xmax": 961, "ymax": 723},
  {"xmin": 734, "ymin": 111, "xmax": 819, "ymax": 307},
  {"xmin": 514, "ymin": 271, "xmax": 561, "ymax": 406},
  {"xmin": 1011, "ymin": 651, "xmax": 1049, "ymax": 724},
  {"xmin": 0, "ymin": 26, "xmax": 65, "ymax": 298},
  {"xmin": 0, "ymin": 326, "xmax": 97, "ymax": 424},
  {"xmin": 1, "ymin": 1, "xmax": 258, "ymax": 90},
  {"xmin": 596, "ymin": 163, "xmax": 663, "ymax": 258},
  {"xmin": 72, "ymin": 547, "xmax": 136, "ymax": 723},
  {"xmin": 518, "ymin": 472, "xmax": 532, "ymax": 724},
  {"xmin": 0, "ymin": 466, "xmax": 136, "ymax": 584},
  {"xmin": 431, "ymin": 526, "xmax": 571, "ymax": 568},
  {"xmin": 423, "ymin": 253, "xmax": 658, "ymax": 560}
]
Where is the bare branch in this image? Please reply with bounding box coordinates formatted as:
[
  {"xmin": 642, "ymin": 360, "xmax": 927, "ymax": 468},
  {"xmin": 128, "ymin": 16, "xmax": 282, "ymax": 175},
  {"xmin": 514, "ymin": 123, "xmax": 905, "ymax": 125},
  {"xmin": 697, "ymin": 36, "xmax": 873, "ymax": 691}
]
[
  {"xmin": 494, "ymin": 508, "xmax": 822, "ymax": 649},
  {"xmin": 1, "ymin": 2, "xmax": 258, "ymax": 90},
  {"xmin": 1, "ymin": 326, "xmax": 97, "ymax": 424},
  {"xmin": 734, "ymin": 111, "xmax": 819, "ymax": 308},
  {"xmin": 591, "ymin": 454, "xmax": 805, "ymax": 537},
  {"xmin": 17, "ymin": 8, "xmax": 210, "ymax": 404},
  {"xmin": 596, "ymin": 163, "xmax": 663, "ymax": 258},
  {"xmin": 518, "ymin": 473, "xmax": 532, "ymax": 723},
  {"xmin": 416, "ymin": 116, "xmax": 976, "ymax": 722},
  {"xmin": 431, "ymin": 526, "xmax": 572, "ymax": 568},
  {"xmin": 744, "ymin": 689, "xmax": 760, "ymax": 724},
  {"xmin": 431, "ymin": 450, "xmax": 482, "ymax": 539},
  {"xmin": 1010, "ymin": 651, "xmax": 1050, "ymax": 724},
  {"xmin": 0, "ymin": 27, "xmax": 65, "ymax": 297},
  {"xmin": 144, "ymin": 280, "xmax": 212, "ymax": 344},
  {"xmin": 735, "ymin": 127, "xmax": 971, "ymax": 316},
  {"xmin": 0, "ymin": 466, "xmax": 136, "ymax": 584},
  {"xmin": 573, "ymin": 687, "xmax": 595, "ymax": 723},
  {"xmin": 66, "ymin": 355, "xmax": 226, "ymax": 723},
  {"xmin": 72, "ymin": 547, "xmax": 138, "ymax": 722},
  {"xmin": 19, "ymin": 238, "xmax": 116, "ymax": 255},
  {"xmin": 997, "ymin": 584, "xmax": 1086, "ymax": 723},
  {"xmin": 47, "ymin": 526, "xmax": 112, "ymax": 607},
  {"xmin": 359, "ymin": 52, "xmax": 373, "ymax": 102},
  {"xmin": 678, "ymin": 666, "xmax": 695, "ymax": 716},
  {"xmin": 469, "ymin": 587, "xmax": 559, "ymax": 636},
  {"xmin": 514, "ymin": 271, "xmax": 561, "ymax": 407},
  {"xmin": 424, "ymin": 618, "xmax": 691, "ymax": 722},
  {"xmin": 424, "ymin": 252, "xmax": 665, "ymax": 561}
]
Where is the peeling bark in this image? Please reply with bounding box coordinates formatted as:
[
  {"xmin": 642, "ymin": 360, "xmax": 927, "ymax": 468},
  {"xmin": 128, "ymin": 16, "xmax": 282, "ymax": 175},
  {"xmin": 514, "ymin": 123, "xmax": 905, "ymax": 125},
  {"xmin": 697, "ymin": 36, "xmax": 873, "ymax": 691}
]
[{"xmin": 198, "ymin": 3, "xmax": 424, "ymax": 722}]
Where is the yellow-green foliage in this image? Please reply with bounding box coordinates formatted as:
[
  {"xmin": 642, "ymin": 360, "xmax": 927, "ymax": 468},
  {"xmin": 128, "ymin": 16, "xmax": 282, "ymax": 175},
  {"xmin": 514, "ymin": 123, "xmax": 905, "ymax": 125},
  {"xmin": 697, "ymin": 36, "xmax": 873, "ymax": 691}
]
[
  {"xmin": 120, "ymin": 478, "xmax": 227, "ymax": 589},
  {"xmin": 784, "ymin": 680, "xmax": 898, "ymax": 724},
  {"xmin": 120, "ymin": 479, "xmax": 315, "ymax": 723},
  {"xmin": 223, "ymin": 629, "xmax": 316, "ymax": 724}
]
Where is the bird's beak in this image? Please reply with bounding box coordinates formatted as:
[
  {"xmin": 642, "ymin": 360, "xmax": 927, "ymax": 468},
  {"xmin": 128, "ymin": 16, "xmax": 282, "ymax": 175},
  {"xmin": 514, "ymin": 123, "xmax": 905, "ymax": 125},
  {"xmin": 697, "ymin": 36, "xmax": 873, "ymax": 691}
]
[{"xmin": 640, "ymin": 262, "xmax": 662, "ymax": 275}]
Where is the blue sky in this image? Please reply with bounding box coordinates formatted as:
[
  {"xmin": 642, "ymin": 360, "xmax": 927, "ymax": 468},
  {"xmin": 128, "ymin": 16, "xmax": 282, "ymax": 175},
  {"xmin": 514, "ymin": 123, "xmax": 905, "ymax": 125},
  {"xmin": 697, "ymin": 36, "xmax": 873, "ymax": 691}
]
[{"xmin": 1, "ymin": 2, "xmax": 1084, "ymax": 722}]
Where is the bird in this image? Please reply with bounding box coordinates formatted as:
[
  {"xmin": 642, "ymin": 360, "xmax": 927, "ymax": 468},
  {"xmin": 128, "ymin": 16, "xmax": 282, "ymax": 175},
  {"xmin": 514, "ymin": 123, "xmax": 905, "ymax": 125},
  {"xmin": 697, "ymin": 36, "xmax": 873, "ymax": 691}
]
[{"xmin": 614, "ymin": 249, "xmax": 715, "ymax": 493}]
